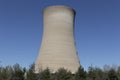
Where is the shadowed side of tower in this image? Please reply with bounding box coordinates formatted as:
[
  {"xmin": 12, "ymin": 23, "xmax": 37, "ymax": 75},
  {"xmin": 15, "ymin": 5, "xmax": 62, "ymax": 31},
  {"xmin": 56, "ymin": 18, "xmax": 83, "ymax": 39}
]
[{"xmin": 35, "ymin": 5, "xmax": 80, "ymax": 73}]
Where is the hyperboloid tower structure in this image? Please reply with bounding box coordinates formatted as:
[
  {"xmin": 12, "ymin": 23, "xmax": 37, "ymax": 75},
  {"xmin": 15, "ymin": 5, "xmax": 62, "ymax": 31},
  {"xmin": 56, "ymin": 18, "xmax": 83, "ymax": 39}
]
[{"xmin": 35, "ymin": 5, "xmax": 80, "ymax": 73}]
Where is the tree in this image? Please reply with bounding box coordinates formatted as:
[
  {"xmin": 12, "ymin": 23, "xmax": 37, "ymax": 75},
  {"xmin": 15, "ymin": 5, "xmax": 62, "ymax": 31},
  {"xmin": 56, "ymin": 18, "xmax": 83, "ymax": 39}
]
[
  {"xmin": 55, "ymin": 68, "xmax": 72, "ymax": 80},
  {"xmin": 75, "ymin": 66, "xmax": 86, "ymax": 80},
  {"xmin": 10, "ymin": 64, "xmax": 24, "ymax": 80},
  {"xmin": 108, "ymin": 69, "xmax": 118, "ymax": 80},
  {"xmin": 87, "ymin": 66, "xmax": 96, "ymax": 80},
  {"xmin": 0, "ymin": 67, "xmax": 8, "ymax": 80},
  {"xmin": 27, "ymin": 63, "xmax": 37, "ymax": 80},
  {"xmin": 39, "ymin": 68, "xmax": 51, "ymax": 80},
  {"xmin": 117, "ymin": 66, "xmax": 120, "ymax": 80},
  {"xmin": 87, "ymin": 66, "xmax": 105, "ymax": 80}
]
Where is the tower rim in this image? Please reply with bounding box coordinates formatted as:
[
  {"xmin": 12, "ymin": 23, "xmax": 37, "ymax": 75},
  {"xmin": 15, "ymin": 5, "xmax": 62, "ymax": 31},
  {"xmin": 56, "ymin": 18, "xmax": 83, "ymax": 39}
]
[{"xmin": 43, "ymin": 5, "xmax": 76, "ymax": 15}]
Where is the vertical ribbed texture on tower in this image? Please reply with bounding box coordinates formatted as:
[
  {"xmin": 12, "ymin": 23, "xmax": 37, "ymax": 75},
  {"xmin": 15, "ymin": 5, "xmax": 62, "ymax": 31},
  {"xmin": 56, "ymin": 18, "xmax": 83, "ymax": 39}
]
[{"xmin": 35, "ymin": 5, "xmax": 80, "ymax": 73}]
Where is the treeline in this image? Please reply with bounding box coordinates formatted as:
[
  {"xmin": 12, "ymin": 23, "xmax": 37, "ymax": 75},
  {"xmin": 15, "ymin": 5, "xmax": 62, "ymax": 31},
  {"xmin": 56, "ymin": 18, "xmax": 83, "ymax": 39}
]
[{"xmin": 0, "ymin": 64, "xmax": 120, "ymax": 80}]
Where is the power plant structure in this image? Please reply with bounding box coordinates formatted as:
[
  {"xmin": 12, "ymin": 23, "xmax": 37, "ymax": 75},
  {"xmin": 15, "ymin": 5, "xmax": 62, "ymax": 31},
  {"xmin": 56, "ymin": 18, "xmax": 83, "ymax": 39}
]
[{"xmin": 35, "ymin": 5, "xmax": 80, "ymax": 73}]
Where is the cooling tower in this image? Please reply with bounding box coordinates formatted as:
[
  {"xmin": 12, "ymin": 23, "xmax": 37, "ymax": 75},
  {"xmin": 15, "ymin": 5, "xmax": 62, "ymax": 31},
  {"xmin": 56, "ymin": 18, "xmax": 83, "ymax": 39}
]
[{"xmin": 35, "ymin": 5, "xmax": 80, "ymax": 73}]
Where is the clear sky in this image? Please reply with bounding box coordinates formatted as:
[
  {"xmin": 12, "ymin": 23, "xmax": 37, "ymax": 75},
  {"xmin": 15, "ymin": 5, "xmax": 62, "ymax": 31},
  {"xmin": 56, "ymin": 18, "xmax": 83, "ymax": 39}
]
[{"xmin": 0, "ymin": 0, "xmax": 120, "ymax": 70}]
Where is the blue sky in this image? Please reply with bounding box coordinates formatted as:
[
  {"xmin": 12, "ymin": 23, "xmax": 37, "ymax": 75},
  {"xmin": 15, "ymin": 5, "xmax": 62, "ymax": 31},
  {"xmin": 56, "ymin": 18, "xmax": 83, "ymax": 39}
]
[{"xmin": 0, "ymin": 0, "xmax": 120, "ymax": 70}]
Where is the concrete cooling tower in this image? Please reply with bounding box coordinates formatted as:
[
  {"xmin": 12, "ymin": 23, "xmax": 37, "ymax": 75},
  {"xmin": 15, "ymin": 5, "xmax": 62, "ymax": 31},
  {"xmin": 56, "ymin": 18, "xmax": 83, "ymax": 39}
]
[{"xmin": 35, "ymin": 5, "xmax": 80, "ymax": 73}]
